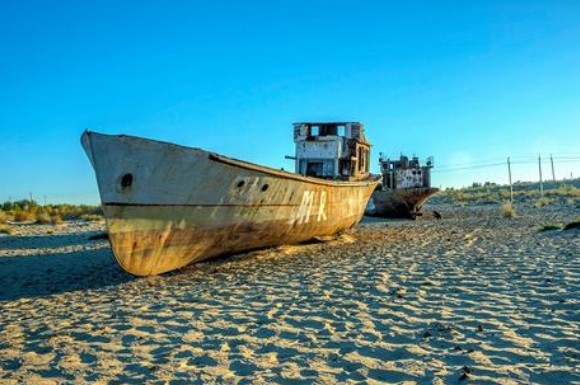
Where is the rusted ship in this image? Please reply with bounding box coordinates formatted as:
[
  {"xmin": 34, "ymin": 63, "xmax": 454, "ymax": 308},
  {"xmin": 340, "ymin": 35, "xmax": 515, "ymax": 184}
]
[
  {"xmin": 365, "ymin": 154, "xmax": 438, "ymax": 219},
  {"xmin": 82, "ymin": 122, "xmax": 379, "ymax": 276}
]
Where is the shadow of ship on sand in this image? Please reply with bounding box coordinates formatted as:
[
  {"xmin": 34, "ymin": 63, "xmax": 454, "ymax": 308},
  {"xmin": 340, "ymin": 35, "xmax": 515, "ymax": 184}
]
[{"xmin": 0, "ymin": 232, "xmax": 134, "ymax": 301}]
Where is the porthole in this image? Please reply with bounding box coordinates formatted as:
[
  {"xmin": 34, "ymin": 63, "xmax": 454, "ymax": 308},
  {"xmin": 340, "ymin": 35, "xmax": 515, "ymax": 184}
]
[
  {"xmin": 261, "ymin": 184, "xmax": 269, "ymax": 192},
  {"xmin": 237, "ymin": 180, "xmax": 245, "ymax": 188},
  {"xmin": 120, "ymin": 173, "xmax": 133, "ymax": 189}
]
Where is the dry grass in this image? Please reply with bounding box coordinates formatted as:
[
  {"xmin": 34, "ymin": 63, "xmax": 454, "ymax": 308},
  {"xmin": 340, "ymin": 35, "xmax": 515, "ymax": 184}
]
[
  {"xmin": 51, "ymin": 214, "xmax": 64, "ymax": 225},
  {"xmin": 539, "ymin": 224, "xmax": 561, "ymax": 232},
  {"xmin": 34, "ymin": 211, "xmax": 64, "ymax": 225},
  {"xmin": 35, "ymin": 212, "xmax": 52, "ymax": 224},
  {"xmin": 547, "ymin": 184, "xmax": 580, "ymax": 198},
  {"xmin": 13, "ymin": 210, "xmax": 36, "ymax": 222},
  {"xmin": 0, "ymin": 210, "xmax": 8, "ymax": 224},
  {"xmin": 502, "ymin": 201, "xmax": 516, "ymax": 219},
  {"xmin": 438, "ymin": 181, "xmax": 580, "ymax": 206},
  {"xmin": 80, "ymin": 214, "xmax": 104, "ymax": 222},
  {"xmin": 1, "ymin": 200, "xmax": 102, "ymax": 225},
  {"xmin": 0, "ymin": 226, "xmax": 13, "ymax": 235},
  {"xmin": 534, "ymin": 197, "xmax": 555, "ymax": 208}
]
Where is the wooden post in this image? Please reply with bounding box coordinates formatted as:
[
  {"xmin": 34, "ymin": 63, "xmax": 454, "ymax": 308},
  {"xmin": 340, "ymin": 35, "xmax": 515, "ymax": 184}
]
[
  {"xmin": 550, "ymin": 154, "xmax": 555, "ymax": 182},
  {"xmin": 538, "ymin": 154, "xmax": 544, "ymax": 196},
  {"xmin": 507, "ymin": 157, "xmax": 513, "ymax": 203}
]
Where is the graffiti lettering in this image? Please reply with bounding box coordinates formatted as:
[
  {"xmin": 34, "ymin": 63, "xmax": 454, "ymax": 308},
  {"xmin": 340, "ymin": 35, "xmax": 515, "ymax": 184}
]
[
  {"xmin": 317, "ymin": 191, "xmax": 327, "ymax": 222},
  {"xmin": 288, "ymin": 191, "xmax": 327, "ymax": 225}
]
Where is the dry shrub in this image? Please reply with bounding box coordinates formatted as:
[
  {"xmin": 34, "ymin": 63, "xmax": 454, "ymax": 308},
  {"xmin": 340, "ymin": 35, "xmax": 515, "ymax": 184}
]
[
  {"xmin": 36, "ymin": 212, "xmax": 52, "ymax": 224},
  {"xmin": 535, "ymin": 197, "xmax": 555, "ymax": 208},
  {"xmin": 502, "ymin": 201, "xmax": 516, "ymax": 219},
  {"xmin": 551, "ymin": 184, "xmax": 580, "ymax": 198},
  {"xmin": 37, "ymin": 212, "xmax": 64, "ymax": 225},
  {"xmin": 13, "ymin": 210, "xmax": 35, "ymax": 222},
  {"xmin": 0, "ymin": 210, "xmax": 8, "ymax": 224},
  {"xmin": 498, "ymin": 190, "xmax": 512, "ymax": 200},
  {"xmin": 80, "ymin": 214, "xmax": 104, "ymax": 222},
  {"xmin": 51, "ymin": 214, "xmax": 64, "ymax": 225},
  {"xmin": 0, "ymin": 226, "xmax": 13, "ymax": 235}
]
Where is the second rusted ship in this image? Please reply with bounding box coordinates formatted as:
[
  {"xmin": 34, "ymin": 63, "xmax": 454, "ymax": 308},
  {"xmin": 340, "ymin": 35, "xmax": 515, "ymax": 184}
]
[
  {"xmin": 82, "ymin": 122, "xmax": 379, "ymax": 276},
  {"xmin": 366, "ymin": 154, "xmax": 438, "ymax": 219}
]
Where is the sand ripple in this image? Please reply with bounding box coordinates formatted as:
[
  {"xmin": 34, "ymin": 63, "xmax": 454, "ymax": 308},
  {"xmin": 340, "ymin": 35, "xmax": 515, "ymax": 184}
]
[{"xmin": 1, "ymin": 205, "xmax": 579, "ymax": 384}]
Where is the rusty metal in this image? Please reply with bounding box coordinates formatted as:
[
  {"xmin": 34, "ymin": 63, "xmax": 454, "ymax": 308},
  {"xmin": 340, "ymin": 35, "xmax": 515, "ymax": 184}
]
[
  {"xmin": 82, "ymin": 124, "xmax": 379, "ymax": 276},
  {"xmin": 292, "ymin": 122, "xmax": 371, "ymax": 180},
  {"xmin": 366, "ymin": 154, "xmax": 439, "ymax": 219}
]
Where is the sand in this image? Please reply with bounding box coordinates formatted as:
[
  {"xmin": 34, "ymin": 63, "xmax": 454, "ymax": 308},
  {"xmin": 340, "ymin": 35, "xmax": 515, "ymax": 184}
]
[{"xmin": 0, "ymin": 204, "xmax": 579, "ymax": 385}]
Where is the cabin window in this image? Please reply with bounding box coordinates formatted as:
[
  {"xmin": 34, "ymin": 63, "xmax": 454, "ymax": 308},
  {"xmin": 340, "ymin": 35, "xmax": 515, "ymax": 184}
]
[
  {"xmin": 320, "ymin": 125, "xmax": 334, "ymax": 136},
  {"xmin": 310, "ymin": 125, "xmax": 320, "ymax": 136},
  {"xmin": 337, "ymin": 125, "xmax": 346, "ymax": 136},
  {"xmin": 306, "ymin": 162, "xmax": 323, "ymax": 177}
]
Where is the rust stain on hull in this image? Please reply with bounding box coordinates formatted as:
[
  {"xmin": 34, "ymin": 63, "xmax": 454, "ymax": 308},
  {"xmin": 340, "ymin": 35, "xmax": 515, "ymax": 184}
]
[
  {"xmin": 82, "ymin": 131, "xmax": 379, "ymax": 276},
  {"xmin": 367, "ymin": 187, "xmax": 439, "ymax": 219},
  {"xmin": 366, "ymin": 154, "xmax": 438, "ymax": 219}
]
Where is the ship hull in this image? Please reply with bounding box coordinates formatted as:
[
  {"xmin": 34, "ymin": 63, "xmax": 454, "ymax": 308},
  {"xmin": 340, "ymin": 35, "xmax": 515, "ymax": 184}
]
[
  {"xmin": 366, "ymin": 187, "xmax": 439, "ymax": 219},
  {"xmin": 82, "ymin": 131, "xmax": 379, "ymax": 276}
]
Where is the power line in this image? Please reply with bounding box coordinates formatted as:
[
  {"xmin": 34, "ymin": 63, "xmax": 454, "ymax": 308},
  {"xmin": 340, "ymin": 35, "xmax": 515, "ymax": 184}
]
[
  {"xmin": 434, "ymin": 163, "xmax": 506, "ymax": 172},
  {"xmin": 436, "ymin": 156, "xmax": 539, "ymax": 170},
  {"xmin": 435, "ymin": 156, "xmax": 580, "ymax": 172}
]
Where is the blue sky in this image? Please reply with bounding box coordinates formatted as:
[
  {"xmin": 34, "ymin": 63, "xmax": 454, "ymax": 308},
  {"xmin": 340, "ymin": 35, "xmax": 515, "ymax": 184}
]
[{"xmin": 1, "ymin": 1, "xmax": 579, "ymax": 204}]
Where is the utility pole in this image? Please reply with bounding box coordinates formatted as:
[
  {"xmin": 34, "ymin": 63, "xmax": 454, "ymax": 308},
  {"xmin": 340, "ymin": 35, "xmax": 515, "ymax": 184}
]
[
  {"xmin": 550, "ymin": 154, "xmax": 555, "ymax": 182},
  {"xmin": 507, "ymin": 157, "xmax": 513, "ymax": 203},
  {"xmin": 538, "ymin": 154, "xmax": 544, "ymax": 196}
]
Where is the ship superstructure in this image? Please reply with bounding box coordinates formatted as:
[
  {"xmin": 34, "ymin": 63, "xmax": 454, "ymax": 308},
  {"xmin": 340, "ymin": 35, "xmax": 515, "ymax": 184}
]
[
  {"xmin": 293, "ymin": 122, "xmax": 371, "ymax": 180},
  {"xmin": 366, "ymin": 154, "xmax": 438, "ymax": 219}
]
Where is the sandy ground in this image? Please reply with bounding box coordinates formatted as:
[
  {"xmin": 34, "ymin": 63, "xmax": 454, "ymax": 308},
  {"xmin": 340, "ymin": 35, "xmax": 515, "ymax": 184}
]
[{"xmin": 0, "ymin": 204, "xmax": 578, "ymax": 385}]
